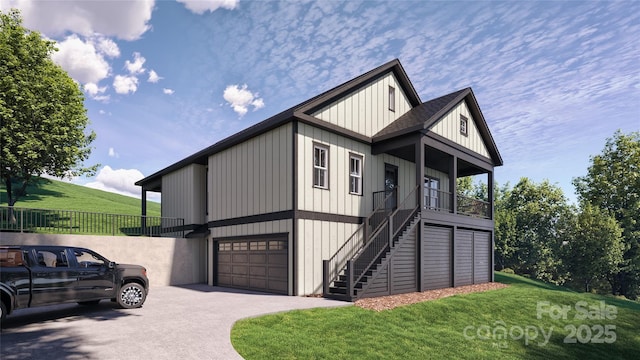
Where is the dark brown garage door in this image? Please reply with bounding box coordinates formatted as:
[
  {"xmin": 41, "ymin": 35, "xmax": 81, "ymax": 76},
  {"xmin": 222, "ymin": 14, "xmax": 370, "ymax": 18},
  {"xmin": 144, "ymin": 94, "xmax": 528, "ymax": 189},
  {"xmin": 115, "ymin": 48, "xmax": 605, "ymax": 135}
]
[
  {"xmin": 422, "ymin": 225, "xmax": 452, "ymax": 290},
  {"xmin": 216, "ymin": 236, "xmax": 288, "ymax": 294}
]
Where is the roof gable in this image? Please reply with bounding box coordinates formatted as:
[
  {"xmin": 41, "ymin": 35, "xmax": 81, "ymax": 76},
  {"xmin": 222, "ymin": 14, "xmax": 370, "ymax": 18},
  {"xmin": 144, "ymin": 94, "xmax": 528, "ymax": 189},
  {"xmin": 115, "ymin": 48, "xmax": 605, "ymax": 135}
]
[{"xmin": 373, "ymin": 88, "xmax": 503, "ymax": 166}]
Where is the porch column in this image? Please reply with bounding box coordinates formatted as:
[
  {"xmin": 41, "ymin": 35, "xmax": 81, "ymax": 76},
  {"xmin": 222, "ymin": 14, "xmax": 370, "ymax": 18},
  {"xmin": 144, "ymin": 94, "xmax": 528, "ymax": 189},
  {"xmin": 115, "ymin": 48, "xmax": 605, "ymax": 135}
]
[
  {"xmin": 488, "ymin": 171, "xmax": 494, "ymax": 220},
  {"xmin": 449, "ymin": 156, "xmax": 457, "ymax": 214},
  {"xmin": 141, "ymin": 187, "xmax": 147, "ymax": 235},
  {"xmin": 415, "ymin": 134, "xmax": 425, "ymax": 210}
]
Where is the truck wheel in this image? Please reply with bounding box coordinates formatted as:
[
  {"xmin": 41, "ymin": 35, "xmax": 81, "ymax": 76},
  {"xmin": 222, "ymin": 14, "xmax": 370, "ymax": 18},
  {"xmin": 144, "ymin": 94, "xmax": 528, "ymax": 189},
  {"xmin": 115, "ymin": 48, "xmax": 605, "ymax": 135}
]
[
  {"xmin": 1, "ymin": 300, "xmax": 6, "ymax": 322},
  {"xmin": 117, "ymin": 283, "xmax": 146, "ymax": 309}
]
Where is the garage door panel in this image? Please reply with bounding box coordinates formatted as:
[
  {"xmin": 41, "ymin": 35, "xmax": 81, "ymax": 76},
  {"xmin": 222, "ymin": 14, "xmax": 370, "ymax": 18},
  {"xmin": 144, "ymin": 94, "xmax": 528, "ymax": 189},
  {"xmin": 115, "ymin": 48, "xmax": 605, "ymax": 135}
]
[
  {"xmin": 250, "ymin": 278, "xmax": 267, "ymax": 289},
  {"xmin": 474, "ymin": 232, "xmax": 491, "ymax": 284},
  {"xmin": 232, "ymin": 254, "xmax": 249, "ymax": 263},
  {"xmin": 249, "ymin": 253, "xmax": 267, "ymax": 263},
  {"xmin": 422, "ymin": 225, "xmax": 452, "ymax": 290},
  {"xmin": 217, "ymin": 236, "xmax": 288, "ymax": 295},
  {"xmin": 232, "ymin": 265, "xmax": 248, "ymax": 275},
  {"xmin": 250, "ymin": 266, "xmax": 267, "ymax": 276}
]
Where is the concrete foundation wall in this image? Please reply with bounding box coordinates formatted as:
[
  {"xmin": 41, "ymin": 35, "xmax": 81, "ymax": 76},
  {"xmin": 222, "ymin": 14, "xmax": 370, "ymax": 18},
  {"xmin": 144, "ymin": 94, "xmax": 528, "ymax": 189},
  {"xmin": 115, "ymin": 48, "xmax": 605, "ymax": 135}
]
[{"xmin": 0, "ymin": 233, "xmax": 207, "ymax": 287}]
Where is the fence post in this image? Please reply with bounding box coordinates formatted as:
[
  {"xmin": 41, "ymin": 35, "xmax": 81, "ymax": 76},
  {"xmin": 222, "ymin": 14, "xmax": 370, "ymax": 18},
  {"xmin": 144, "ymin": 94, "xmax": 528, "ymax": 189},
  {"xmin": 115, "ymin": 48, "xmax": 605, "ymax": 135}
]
[
  {"xmin": 112, "ymin": 214, "xmax": 115, "ymax": 236},
  {"xmin": 388, "ymin": 215, "xmax": 394, "ymax": 247},
  {"xmin": 20, "ymin": 208, "xmax": 24, "ymax": 233}
]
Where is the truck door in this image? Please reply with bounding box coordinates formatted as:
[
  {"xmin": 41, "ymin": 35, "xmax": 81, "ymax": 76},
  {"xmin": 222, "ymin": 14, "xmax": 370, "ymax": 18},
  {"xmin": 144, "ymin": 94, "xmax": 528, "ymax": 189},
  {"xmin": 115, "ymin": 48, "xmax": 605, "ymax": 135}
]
[
  {"xmin": 29, "ymin": 248, "xmax": 77, "ymax": 306},
  {"xmin": 72, "ymin": 248, "xmax": 116, "ymax": 300}
]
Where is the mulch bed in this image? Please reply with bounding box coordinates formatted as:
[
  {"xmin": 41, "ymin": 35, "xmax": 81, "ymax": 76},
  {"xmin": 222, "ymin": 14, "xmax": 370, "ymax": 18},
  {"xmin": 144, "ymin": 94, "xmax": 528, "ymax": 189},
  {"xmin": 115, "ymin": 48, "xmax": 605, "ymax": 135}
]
[{"xmin": 355, "ymin": 282, "xmax": 509, "ymax": 311}]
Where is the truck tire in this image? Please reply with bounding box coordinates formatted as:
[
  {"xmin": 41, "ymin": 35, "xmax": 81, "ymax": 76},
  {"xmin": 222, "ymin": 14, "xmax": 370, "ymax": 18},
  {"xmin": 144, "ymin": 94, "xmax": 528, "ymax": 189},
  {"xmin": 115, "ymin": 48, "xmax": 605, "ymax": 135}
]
[
  {"xmin": 1, "ymin": 300, "xmax": 6, "ymax": 322},
  {"xmin": 117, "ymin": 282, "xmax": 146, "ymax": 309}
]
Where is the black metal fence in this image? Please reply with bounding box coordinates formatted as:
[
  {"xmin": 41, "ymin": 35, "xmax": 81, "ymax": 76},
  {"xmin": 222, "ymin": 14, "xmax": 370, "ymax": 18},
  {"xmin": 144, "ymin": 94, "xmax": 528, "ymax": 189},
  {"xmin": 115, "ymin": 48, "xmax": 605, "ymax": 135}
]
[{"xmin": 0, "ymin": 206, "xmax": 185, "ymax": 237}]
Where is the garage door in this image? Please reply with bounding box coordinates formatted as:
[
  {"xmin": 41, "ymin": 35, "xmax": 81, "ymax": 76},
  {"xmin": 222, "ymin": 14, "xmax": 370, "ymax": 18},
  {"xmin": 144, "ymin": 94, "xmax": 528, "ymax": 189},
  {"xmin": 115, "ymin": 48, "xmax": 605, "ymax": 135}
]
[
  {"xmin": 422, "ymin": 225, "xmax": 452, "ymax": 290},
  {"xmin": 473, "ymin": 231, "xmax": 491, "ymax": 284},
  {"xmin": 456, "ymin": 229, "xmax": 491, "ymax": 286},
  {"xmin": 217, "ymin": 236, "xmax": 288, "ymax": 294},
  {"xmin": 455, "ymin": 230, "xmax": 474, "ymax": 286}
]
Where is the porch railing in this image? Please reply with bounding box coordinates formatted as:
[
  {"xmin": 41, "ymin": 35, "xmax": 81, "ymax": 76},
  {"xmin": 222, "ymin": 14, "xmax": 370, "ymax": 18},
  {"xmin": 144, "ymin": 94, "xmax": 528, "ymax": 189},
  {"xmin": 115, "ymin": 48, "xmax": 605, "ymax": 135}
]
[
  {"xmin": 456, "ymin": 195, "xmax": 491, "ymax": 219},
  {"xmin": 0, "ymin": 206, "xmax": 185, "ymax": 237},
  {"xmin": 422, "ymin": 190, "xmax": 491, "ymax": 219},
  {"xmin": 424, "ymin": 188, "xmax": 452, "ymax": 213}
]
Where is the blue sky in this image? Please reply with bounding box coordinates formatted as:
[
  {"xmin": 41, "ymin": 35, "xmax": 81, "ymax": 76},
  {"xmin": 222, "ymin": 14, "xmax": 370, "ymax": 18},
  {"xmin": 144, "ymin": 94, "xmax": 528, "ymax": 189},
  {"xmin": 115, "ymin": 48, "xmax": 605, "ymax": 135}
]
[{"xmin": 2, "ymin": 0, "xmax": 639, "ymax": 203}]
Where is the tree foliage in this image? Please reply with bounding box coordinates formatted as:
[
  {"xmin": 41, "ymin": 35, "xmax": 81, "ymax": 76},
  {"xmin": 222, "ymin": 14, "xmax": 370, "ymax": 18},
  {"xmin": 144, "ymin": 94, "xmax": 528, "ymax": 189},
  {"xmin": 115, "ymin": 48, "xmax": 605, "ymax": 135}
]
[
  {"xmin": 573, "ymin": 130, "xmax": 640, "ymax": 298},
  {"xmin": 0, "ymin": 10, "xmax": 97, "ymax": 209},
  {"xmin": 501, "ymin": 178, "xmax": 571, "ymax": 283},
  {"xmin": 562, "ymin": 204, "xmax": 624, "ymax": 293}
]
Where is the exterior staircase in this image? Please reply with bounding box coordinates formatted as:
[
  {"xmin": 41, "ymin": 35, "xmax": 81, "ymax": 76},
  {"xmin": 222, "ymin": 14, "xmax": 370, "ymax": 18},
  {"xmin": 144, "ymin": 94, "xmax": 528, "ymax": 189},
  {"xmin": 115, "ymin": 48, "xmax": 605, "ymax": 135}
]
[{"xmin": 323, "ymin": 185, "xmax": 421, "ymax": 301}]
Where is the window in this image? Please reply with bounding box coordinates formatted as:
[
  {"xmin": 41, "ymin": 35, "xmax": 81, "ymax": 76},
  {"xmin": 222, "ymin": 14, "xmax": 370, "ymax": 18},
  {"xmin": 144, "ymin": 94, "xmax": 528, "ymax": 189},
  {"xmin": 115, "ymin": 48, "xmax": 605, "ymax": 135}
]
[
  {"xmin": 424, "ymin": 176, "xmax": 440, "ymax": 209},
  {"xmin": 388, "ymin": 86, "xmax": 396, "ymax": 111},
  {"xmin": 313, "ymin": 144, "xmax": 329, "ymax": 189},
  {"xmin": 460, "ymin": 115, "xmax": 468, "ymax": 136},
  {"xmin": 349, "ymin": 154, "xmax": 363, "ymax": 195}
]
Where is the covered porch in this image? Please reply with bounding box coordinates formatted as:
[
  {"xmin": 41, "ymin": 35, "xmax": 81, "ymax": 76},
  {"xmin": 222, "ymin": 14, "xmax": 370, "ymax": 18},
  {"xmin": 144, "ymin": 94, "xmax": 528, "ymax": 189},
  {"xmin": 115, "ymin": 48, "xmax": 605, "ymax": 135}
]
[{"xmin": 372, "ymin": 132, "xmax": 495, "ymax": 227}]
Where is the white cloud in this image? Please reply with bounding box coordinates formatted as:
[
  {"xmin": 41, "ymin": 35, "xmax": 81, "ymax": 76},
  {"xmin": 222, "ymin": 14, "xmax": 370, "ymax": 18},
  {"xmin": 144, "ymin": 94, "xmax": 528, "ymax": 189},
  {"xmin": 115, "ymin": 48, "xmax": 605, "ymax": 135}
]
[
  {"xmin": 177, "ymin": 0, "xmax": 239, "ymax": 14},
  {"xmin": 84, "ymin": 166, "xmax": 145, "ymax": 198},
  {"xmin": 97, "ymin": 37, "xmax": 120, "ymax": 58},
  {"xmin": 3, "ymin": 0, "xmax": 155, "ymax": 41},
  {"xmin": 51, "ymin": 34, "xmax": 111, "ymax": 85},
  {"xmin": 163, "ymin": 88, "xmax": 175, "ymax": 95},
  {"xmin": 148, "ymin": 69, "xmax": 162, "ymax": 83},
  {"xmin": 125, "ymin": 52, "xmax": 146, "ymax": 75},
  {"xmin": 223, "ymin": 84, "xmax": 265, "ymax": 116},
  {"xmin": 113, "ymin": 75, "xmax": 139, "ymax": 94},
  {"xmin": 84, "ymin": 83, "xmax": 107, "ymax": 96},
  {"xmin": 108, "ymin": 147, "xmax": 119, "ymax": 158}
]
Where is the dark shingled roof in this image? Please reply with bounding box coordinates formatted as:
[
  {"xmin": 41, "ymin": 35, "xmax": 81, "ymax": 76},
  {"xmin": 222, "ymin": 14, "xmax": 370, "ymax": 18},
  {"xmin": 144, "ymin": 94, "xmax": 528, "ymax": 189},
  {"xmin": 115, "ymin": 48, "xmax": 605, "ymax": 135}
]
[{"xmin": 373, "ymin": 88, "xmax": 469, "ymax": 141}]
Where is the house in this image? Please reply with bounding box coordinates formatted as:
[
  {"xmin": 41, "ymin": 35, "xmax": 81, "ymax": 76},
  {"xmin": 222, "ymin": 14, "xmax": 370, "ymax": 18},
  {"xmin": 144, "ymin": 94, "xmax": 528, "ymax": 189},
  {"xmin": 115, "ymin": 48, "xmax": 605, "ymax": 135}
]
[{"xmin": 135, "ymin": 59, "xmax": 503, "ymax": 301}]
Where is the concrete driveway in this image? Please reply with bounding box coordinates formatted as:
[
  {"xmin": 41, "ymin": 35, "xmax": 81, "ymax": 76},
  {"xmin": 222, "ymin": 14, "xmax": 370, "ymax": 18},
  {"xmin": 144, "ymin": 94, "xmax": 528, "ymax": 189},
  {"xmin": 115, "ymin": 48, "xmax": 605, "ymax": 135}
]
[{"xmin": 0, "ymin": 285, "xmax": 350, "ymax": 359}]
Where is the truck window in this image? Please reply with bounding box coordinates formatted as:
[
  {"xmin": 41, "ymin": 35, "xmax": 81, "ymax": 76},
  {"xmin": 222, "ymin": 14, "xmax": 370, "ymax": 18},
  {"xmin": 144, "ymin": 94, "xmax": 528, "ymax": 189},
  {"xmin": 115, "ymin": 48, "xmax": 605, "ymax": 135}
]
[
  {"xmin": 36, "ymin": 250, "xmax": 69, "ymax": 268},
  {"xmin": 75, "ymin": 250, "xmax": 106, "ymax": 268},
  {"xmin": 0, "ymin": 249, "xmax": 24, "ymax": 267}
]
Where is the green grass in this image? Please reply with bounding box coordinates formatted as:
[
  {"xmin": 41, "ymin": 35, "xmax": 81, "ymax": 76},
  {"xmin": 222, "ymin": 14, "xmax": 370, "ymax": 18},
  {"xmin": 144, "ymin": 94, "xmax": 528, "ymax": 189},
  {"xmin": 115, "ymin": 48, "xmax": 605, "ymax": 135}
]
[
  {"xmin": 1, "ymin": 177, "xmax": 160, "ymax": 215},
  {"xmin": 231, "ymin": 273, "xmax": 640, "ymax": 359}
]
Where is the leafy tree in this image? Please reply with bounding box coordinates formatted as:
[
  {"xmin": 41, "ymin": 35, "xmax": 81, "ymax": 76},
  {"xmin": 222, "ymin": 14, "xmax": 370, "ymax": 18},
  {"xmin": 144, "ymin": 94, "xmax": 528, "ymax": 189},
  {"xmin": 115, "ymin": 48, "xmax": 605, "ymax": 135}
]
[
  {"xmin": 562, "ymin": 203, "xmax": 624, "ymax": 293},
  {"xmin": 0, "ymin": 10, "xmax": 97, "ymax": 216},
  {"xmin": 573, "ymin": 130, "xmax": 640, "ymax": 299},
  {"xmin": 503, "ymin": 178, "xmax": 571, "ymax": 283},
  {"xmin": 493, "ymin": 183, "xmax": 516, "ymax": 270}
]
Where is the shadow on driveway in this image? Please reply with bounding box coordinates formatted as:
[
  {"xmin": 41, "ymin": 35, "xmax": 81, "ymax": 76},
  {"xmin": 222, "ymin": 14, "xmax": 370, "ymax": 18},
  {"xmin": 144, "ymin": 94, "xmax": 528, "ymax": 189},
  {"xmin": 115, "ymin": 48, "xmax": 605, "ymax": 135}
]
[{"xmin": 1, "ymin": 302, "xmax": 134, "ymax": 359}]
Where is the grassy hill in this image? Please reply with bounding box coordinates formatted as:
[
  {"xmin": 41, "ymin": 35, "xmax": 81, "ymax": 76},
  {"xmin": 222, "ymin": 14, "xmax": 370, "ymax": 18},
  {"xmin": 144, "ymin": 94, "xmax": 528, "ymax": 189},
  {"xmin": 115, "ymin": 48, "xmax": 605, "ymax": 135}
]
[
  {"xmin": 0, "ymin": 178, "xmax": 160, "ymax": 216},
  {"xmin": 232, "ymin": 272, "xmax": 640, "ymax": 359}
]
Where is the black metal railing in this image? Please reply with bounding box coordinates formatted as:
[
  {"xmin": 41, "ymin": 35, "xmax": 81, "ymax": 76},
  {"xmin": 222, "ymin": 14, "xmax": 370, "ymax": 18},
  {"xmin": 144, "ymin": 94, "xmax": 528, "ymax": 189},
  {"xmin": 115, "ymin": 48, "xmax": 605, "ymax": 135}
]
[
  {"xmin": 351, "ymin": 184, "xmax": 420, "ymax": 290},
  {"xmin": 0, "ymin": 206, "xmax": 185, "ymax": 237},
  {"xmin": 456, "ymin": 195, "xmax": 491, "ymax": 219},
  {"xmin": 323, "ymin": 189, "xmax": 396, "ymax": 296},
  {"xmin": 422, "ymin": 190, "xmax": 491, "ymax": 219}
]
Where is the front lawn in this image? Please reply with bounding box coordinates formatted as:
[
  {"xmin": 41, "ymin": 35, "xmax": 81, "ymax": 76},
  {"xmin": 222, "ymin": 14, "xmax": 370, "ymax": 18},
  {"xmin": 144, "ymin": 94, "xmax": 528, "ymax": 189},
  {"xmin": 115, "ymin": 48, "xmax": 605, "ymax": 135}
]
[{"xmin": 231, "ymin": 273, "xmax": 640, "ymax": 359}]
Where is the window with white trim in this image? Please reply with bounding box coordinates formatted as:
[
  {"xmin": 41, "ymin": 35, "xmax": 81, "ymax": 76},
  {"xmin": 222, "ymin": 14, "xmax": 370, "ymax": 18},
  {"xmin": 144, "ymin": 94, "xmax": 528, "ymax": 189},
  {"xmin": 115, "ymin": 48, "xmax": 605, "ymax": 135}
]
[
  {"xmin": 460, "ymin": 115, "xmax": 468, "ymax": 136},
  {"xmin": 389, "ymin": 86, "xmax": 396, "ymax": 112},
  {"xmin": 313, "ymin": 144, "xmax": 329, "ymax": 189},
  {"xmin": 349, "ymin": 154, "xmax": 363, "ymax": 195}
]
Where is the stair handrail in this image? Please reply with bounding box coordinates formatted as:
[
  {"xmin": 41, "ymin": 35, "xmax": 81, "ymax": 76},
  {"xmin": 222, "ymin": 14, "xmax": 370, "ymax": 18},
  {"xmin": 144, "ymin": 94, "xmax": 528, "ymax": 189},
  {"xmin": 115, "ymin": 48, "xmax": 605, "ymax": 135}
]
[
  {"xmin": 323, "ymin": 189, "xmax": 398, "ymax": 296},
  {"xmin": 351, "ymin": 184, "xmax": 420, "ymax": 288}
]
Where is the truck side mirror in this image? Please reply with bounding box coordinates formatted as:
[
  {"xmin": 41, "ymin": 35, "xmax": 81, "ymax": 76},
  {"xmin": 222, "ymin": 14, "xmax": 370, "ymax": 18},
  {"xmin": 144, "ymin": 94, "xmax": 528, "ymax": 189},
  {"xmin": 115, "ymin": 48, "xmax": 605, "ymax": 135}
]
[{"xmin": 108, "ymin": 261, "xmax": 116, "ymax": 269}]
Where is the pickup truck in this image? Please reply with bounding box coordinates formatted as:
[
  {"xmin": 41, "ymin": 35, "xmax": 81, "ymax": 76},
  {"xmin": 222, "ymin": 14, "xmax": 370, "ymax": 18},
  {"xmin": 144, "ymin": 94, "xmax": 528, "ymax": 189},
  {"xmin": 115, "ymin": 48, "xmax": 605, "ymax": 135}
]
[{"xmin": 0, "ymin": 245, "xmax": 149, "ymax": 321}]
